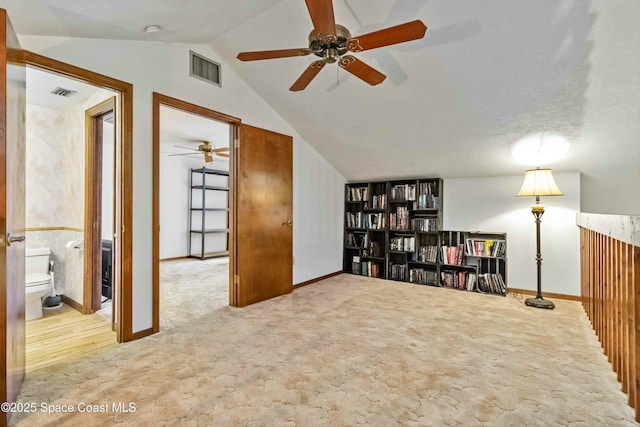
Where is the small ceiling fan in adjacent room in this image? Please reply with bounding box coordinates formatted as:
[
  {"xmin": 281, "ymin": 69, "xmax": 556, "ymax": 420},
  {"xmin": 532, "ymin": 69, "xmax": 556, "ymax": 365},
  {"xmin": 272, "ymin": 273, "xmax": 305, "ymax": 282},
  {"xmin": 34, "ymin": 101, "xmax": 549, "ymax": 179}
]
[
  {"xmin": 236, "ymin": 0, "xmax": 427, "ymax": 91},
  {"xmin": 169, "ymin": 141, "xmax": 229, "ymax": 163}
]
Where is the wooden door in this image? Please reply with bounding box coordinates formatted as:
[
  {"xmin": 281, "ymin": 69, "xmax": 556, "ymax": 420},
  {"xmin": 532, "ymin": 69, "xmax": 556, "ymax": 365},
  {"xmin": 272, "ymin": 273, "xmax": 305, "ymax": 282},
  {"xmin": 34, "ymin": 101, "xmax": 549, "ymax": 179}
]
[
  {"xmin": 0, "ymin": 9, "xmax": 26, "ymax": 425},
  {"xmin": 234, "ymin": 124, "xmax": 293, "ymax": 307}
]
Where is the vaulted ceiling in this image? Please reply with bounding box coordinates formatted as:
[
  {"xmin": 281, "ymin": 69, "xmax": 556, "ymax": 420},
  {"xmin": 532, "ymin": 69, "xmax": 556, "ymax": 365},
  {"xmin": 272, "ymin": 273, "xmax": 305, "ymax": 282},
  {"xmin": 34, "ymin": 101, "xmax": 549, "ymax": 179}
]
[{"xmin": 2, "ymin": 0, "xmax": 638, "ymax": 186}]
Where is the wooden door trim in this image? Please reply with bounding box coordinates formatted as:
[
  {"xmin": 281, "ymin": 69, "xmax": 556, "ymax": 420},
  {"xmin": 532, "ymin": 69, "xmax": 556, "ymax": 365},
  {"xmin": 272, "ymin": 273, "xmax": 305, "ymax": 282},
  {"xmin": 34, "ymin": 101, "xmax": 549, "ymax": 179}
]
[
  {"xmin": 152, "ymin": 92, "xmax": 240, "ymax": 332},
  {"xmin": 84, "ymin": 97, "xmax": 115, "ymax": 314},
  {"xmin": 21, "ymin": 50, "xmax": 133, "ymax": 342}
]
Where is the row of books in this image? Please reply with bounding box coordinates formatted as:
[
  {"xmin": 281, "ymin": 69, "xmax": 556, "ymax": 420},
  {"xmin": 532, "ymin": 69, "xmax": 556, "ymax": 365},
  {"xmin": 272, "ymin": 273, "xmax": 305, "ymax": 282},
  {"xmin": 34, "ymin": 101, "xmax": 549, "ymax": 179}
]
[
  {"xmin": 442, "ymin": 244, "xmax": 465, "ymax": 265},
  {"xmin": 346, "ymin": 212, "xmax": 386, "ymax": 229},
  {"xmin": 345, "ymin": 232, "xmax": 365, "ymax": 248},
  {"xmin": 441, "ymin": 270, "xmax": 475, "ymax": 291},
  {"xmin": 409, "ymin": 268, "xmax": 438, "ymax": 286},
  {"xmin": 347, "ymin": 187, "xmax": 368, "ymax": 202},
  {"xmin": 413, "ymin": 218, "xmax": 438, "ymax": 232},
  {"xmin": 417, "ymin": 245, "xmax": 439, "ymax": 263},
  {"xmin": 466, "ymin": 239, "xmax": 506, "ymax": 258},
  {"xmin": 352, "ymin": 257, "xmax": 382, "ymax": 278},
  {"xmin": 372, "ymin": 193, "xmax": 386, "ymax": 209},
  {"xmin": 477, "ymin": 273, "xmax": 507, "ymax": 295},
  {"xmin": 390, "ymin": 263, "xmax": 408, "ymax": 281},
  {"xmin": 390, "ymin": 236, "xmax": 415, "ymax": 252},
  {"xmin": 389, "ymin": 206, "xmax": 410, "ymax": 230},
  {"xmin": 416, "ymin": 181, "xmax": 440, "ymax": 209},
  {"xmin": 390, "ymin": 184, "xmax": 416, "ymax": 201}
]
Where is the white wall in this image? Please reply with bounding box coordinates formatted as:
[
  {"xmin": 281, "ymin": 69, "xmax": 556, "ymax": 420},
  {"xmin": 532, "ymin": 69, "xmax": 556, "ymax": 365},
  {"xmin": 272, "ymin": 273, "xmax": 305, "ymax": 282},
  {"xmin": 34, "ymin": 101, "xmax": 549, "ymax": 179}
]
[
  {"xmin": 159, "ymin": 154, "xmax": 230, "ymax": 259},
  {"xmin": 580, "ymin": 0, "xmax": 640, "ymax": 215},
  {"xmin": 102, "ymin": 120, "xmax": 114, "ymax": 240},
  {"xmin": 19, "ymin": 36, "xmax": 346, "ymax": 332},
  {"xmin": 443, "ymin": 172, "xmax": 581, "ymax": 296}
]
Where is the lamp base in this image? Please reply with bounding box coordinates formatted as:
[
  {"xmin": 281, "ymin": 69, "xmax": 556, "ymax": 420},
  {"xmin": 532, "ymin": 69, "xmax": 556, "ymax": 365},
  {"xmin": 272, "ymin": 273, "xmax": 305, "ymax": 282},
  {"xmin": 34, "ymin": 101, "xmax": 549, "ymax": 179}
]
[{"xmin": 525, "ymin": 297, "xmax": 555, "ymax": 310}]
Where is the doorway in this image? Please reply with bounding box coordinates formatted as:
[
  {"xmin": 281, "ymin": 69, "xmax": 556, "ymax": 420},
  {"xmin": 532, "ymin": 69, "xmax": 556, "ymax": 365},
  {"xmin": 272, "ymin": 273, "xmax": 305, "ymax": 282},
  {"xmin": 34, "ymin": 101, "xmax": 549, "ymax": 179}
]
[
  {"xmin": 152, "ymin": 93, "xmax": 239, "ymax": 331},
  {"xmin": 20, "ymin": 51, "xmax": 134, "ymax": 342}
]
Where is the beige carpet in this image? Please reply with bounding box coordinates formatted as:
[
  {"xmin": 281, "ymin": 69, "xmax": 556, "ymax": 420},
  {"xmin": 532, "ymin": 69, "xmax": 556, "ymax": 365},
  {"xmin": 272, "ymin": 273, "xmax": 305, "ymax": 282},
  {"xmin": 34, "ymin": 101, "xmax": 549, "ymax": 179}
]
[{"xmin": 10, "ymin": 259, "xmax": 637, "ymax": 426}]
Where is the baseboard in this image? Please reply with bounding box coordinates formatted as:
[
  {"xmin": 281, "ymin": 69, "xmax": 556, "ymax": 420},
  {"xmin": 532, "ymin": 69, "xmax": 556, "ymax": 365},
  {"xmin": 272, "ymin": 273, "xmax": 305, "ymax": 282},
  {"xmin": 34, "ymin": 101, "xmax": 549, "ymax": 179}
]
[
  {"xmin": 508, "ymin": 288, "xmax": 581, "ymax": 302},
  {"xmin": 61, "ymin": 295, "xmax": 83, "ymax": 312},
  {"xmin": 160, "ymin": 256, "xmax": 189, "ymax": 262},
  {"xmin": 294, "ymin": 271, "xmax": 342, "ymax": 288}
]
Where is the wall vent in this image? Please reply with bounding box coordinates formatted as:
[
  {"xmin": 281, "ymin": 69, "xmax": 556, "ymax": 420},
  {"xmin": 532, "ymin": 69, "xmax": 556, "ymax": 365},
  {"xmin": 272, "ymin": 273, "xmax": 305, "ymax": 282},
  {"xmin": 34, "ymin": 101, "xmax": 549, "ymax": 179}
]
[
  {"xmin": 50, "ymin": 87, "xmax": 77, "ymax": 97},
  {"xmin": 190, "ymin": 51, "xmax": 221, "ymax": 87}
]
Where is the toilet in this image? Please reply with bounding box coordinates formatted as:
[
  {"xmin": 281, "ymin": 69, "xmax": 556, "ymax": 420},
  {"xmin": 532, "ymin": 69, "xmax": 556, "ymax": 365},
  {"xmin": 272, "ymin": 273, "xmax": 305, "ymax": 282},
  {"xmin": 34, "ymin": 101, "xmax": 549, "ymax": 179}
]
[{"xmin": 25, "ymin": 247, "xmax": 53, "ymax": 321}]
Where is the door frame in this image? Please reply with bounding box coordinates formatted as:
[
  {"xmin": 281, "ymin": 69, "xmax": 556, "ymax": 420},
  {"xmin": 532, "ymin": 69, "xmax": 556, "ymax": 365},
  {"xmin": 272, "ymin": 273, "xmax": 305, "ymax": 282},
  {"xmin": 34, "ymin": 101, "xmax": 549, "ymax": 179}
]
[
  {"xmin": 152, "ymin": 92, "xmax": 240, "ymax": 332},
  {"xmin": 84, "ymin": 97, "xmax": 115, "ymax": 314},
  {"xmin": 21, "ymin": 51, "xmax": 134, "ymax": 342}
]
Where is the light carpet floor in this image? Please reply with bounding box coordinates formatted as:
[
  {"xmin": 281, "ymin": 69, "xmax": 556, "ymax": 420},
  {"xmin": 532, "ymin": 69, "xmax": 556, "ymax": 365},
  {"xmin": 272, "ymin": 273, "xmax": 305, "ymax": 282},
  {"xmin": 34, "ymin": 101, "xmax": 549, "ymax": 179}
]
[{"xmin": 10, "ymin": 259, "xmax": 637, "ymax": 426}]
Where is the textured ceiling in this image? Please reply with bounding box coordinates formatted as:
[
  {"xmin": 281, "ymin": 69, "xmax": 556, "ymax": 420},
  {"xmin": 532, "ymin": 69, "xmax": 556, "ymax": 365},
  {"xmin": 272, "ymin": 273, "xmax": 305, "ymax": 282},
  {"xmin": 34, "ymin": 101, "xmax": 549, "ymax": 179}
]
[{"xmin": 2, "ymin": 0, "xmax": 637, "ymax": 186}]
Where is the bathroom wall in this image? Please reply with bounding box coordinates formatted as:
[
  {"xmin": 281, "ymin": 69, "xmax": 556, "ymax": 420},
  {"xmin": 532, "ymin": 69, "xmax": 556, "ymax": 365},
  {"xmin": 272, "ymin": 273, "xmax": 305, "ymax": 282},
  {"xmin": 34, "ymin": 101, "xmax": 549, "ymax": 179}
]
[{"xmin": 26, "ymin": 88, "xmax": 115, "ymax": 306}]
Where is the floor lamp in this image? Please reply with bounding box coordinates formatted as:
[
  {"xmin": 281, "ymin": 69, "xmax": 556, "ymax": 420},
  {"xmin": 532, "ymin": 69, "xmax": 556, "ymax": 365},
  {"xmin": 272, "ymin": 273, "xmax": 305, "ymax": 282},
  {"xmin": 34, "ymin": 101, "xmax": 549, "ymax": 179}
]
[{"xmin": 517, "ymin": 168, "xmax": 563, "ymax": 310}]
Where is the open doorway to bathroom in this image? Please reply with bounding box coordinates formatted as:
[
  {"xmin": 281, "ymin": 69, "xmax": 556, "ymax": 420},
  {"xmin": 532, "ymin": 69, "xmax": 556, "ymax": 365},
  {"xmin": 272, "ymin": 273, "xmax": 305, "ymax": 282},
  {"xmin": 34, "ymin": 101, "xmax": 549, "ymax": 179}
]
[
  {"xmin": 153, "ymin": 93, "xmax": 238, "ymax": 331},
  {"xmin": 23, "ymin": 66, "xmax": 118, "ymax": 372}
]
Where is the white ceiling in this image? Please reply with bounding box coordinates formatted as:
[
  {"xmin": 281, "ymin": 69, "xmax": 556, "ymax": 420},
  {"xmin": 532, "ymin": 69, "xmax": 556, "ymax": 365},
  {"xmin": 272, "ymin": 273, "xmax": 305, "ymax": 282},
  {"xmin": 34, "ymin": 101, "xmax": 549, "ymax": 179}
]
[
  {"xmin": 26, "ymin": 66, "xmax": 105, "ymax": 110},
  {"xmin": 3, "ymin": 0, "xmax": 636, "ymax": 184},
  {"xmin": 159, "ymin": 105, "xmax": 230, "ymax": 162}
]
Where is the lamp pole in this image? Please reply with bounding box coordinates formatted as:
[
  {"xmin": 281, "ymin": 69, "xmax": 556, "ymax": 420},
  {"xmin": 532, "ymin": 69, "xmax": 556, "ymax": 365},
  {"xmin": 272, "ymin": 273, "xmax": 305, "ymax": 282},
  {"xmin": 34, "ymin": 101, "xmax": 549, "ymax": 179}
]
[{"xmin": 525, "ymin": 195, "xmax": 555, "ymax": 310}]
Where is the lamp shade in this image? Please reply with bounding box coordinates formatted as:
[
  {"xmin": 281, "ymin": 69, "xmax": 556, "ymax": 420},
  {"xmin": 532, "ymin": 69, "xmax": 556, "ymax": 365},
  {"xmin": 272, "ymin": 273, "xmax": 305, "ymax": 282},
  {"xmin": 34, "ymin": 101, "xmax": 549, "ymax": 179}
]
[{"xmin": 517, "ymin": 168, "xmax": 563, "ymax": 197}]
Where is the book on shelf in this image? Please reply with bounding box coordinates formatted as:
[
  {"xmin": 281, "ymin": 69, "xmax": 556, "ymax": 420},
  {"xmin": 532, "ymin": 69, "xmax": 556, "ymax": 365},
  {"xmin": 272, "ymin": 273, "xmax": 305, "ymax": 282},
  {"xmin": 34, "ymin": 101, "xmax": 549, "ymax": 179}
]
[
  {"xmin": 465, "ymin": 239, "xmax": 506, "ymax": 257},
  {"xmin": 372, "ymin": 193, "xmax": 386, "ymax": 209},
  {"xmin": 352, "ymin": 256, "xmax": 361, "ymax": 274},
  {"xmin": 346, "ymin": 232, "xmax": 365, "ymax": 248},
  {"xmin": 390, "ymin": 236, "xmax": 415, "ymax": 252},
  {"xmin": 347, "ymin": 187, "xmax": 368, "ymax": 202},
  {"xmin": 416, "ymin": 181, "xmax": 440, "ymax": 209},
  {"xmin": 417, "ymin": 245, "xmax": 438, "ymax": 263},
  {"xmin": 409, "ymin": 268, "xmax": 438, "ymax": 286},
  {"xmin": 389, "ymin": 206, "xmax": 410, "ymax": 230},
  {"xmin": 476, "ymin": 273, "xmax": 506, "ymax": 295},
  {"xmin": 361, "ymin": 261, "xmax": 381, "ymax": 278},
  {"xmin": 441, "ymin": 270, "xmax": 476, "ymax": 291},
  {"xmin": 390, "ymin": 263, "xmax": 408, "ymax": 281},
  {"xmin": 440, "ymin": 244, "xmax": 465, "ymax": 265},
  {"xmin": 390, "ymin": 184, "xmax": 416, "ymax": 201},
  {"xmin": 412, "ymin": 217, "xmax": 437, "ymax": 232}
]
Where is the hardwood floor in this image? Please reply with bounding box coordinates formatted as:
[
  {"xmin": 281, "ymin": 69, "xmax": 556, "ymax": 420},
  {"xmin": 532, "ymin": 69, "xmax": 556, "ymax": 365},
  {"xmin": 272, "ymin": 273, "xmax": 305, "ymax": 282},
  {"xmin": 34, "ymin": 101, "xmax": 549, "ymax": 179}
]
[{"xmin": 26, "ymin": 304, "xmax": 117, "ymax": 373}]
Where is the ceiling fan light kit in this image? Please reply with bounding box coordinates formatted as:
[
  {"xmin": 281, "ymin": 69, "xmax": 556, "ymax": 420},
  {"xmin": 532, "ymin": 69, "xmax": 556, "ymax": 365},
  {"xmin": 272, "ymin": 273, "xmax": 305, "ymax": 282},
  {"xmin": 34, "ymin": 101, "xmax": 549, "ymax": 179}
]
[{"xmin": 236, "ymin": 0, "xmax": 427, "ymax": 91}]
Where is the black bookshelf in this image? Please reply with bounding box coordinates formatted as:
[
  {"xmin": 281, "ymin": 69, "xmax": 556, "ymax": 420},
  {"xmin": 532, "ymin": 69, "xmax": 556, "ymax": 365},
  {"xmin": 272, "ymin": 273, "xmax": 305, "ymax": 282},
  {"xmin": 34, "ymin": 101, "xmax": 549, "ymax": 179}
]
[
  {"xmin": 188, "ymin": 167, "xmax": 229, "ymax": 260},
  {"xmin": 343, "ymin": 179, "xmax": 507, "ymax": 296}
]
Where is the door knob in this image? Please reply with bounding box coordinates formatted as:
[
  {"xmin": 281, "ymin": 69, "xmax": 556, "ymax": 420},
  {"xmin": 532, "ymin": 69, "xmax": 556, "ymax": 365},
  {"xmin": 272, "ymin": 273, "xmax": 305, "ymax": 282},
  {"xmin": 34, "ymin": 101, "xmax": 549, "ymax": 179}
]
[
  {"xmin": 282, "ymin": 220, "xmax": 292, "ymax": 226},
  {"xmin": 7, "ymin": 234, "xmax": 26, "ymax": 246}
]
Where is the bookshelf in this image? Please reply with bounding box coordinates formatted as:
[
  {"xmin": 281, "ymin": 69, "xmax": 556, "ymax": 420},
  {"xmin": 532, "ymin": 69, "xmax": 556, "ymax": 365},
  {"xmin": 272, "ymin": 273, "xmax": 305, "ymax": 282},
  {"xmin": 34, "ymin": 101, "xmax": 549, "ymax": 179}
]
[
  {"xmin": 343, "ymin": 179, "xmax": 507, "ymax": 296},
  {"xmin": 188, "ymin": 167, "xmax": 229, "ymax": 260}
]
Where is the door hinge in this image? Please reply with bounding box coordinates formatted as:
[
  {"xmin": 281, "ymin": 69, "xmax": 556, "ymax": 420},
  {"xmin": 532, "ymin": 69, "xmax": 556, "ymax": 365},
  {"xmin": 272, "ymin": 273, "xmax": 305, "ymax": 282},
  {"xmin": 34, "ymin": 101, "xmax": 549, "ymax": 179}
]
[
  {"xmin": 0, "ymin": 235, "xmax": 5, "ymax": 248},
  {"xmin": 235, "ymin": 138, "xmax": 240, "ymax": 148},
  {"xmin": 234, "ymin": 274, "xmax": 239, "ymax": 285}
]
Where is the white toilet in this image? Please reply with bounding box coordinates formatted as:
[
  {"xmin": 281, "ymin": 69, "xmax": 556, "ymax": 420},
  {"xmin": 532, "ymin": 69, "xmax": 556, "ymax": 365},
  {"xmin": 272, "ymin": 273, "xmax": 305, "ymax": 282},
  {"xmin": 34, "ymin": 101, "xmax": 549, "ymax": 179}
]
[{"xmin": 25, "ymin": 247, "xmax": 53, "ymax": 321}]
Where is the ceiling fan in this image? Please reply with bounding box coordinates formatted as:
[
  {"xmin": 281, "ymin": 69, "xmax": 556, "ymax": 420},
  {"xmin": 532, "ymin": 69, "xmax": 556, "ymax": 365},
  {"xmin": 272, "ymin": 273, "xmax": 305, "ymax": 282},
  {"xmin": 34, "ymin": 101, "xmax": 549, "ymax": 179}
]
[
  {"xmin": 236, "ymin": 0, "xmax": 427, "ymax": 91},
  {"xmin": 169, "ymin": 141, "xmax": 230, "ymax": 163}
]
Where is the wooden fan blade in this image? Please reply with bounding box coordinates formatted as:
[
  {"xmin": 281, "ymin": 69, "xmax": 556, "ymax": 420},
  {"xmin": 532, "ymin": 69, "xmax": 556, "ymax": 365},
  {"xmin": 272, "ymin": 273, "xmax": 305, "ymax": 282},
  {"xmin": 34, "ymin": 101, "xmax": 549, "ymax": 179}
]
[
  {"xmin": 168, "ymin": 153, "xmax": 201, "ymax": 157},
  {"xmin": 237, "ymin": 48, "xmax": 312, "ymax": 61},
  {"xmin": 204, "ymin": 152, "xmax": 214, "ymax": 163},
  {"xmin": 347, "ymin": 20, "xmax": 427, "ymax": 52},
  {"xmin": 290, "ymin": 61, "xmax": 326, "ymax": 91},
  {"xmin": 338, "ymin": 56, "xmax": 386, "ymax": 86},
  {"xmin": 212, "ymin": 147, "xmax": 230, "ymax": 152},
  {"xmin": 216, "ymin": 153, "xmax": 230, "ymax": 158},
  {"xmin": 305, "ymin": 0, "xmax": 336, "ymax": 36}
]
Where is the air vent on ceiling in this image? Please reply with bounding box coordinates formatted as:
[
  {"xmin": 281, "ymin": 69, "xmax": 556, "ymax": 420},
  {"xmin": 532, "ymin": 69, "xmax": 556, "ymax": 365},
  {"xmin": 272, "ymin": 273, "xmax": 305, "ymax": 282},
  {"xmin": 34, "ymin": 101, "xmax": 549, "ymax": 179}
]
[
  {"xmin": 190, "ymin": 51, "xmax": 221, "ymax": 87},
  {"xmin": 50, "ymin": 87, "xmax": 77, "ymax": 97}
]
